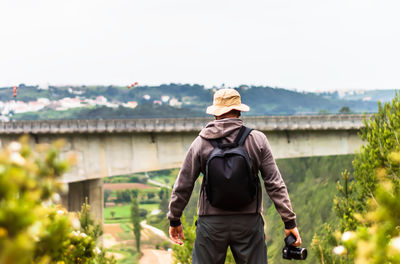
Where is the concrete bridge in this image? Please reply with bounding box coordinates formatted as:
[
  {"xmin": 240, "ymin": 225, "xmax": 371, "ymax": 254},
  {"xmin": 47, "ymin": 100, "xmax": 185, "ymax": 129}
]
[{"xmin": 0, "ymin": 114, "xmax": 370, "ymax": 221}]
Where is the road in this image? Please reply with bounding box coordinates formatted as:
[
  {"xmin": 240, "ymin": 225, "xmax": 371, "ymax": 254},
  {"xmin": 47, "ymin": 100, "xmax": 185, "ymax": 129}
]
[
  {"xmin": 147, "ymin": 178, "xmax": 172, "ymax": 189},
  {"xmin": 140, "ymin": 249, "xmax": 173, "ymax": 264},
  {"xmin": 139, "ymin": 221, "xmax": 173, "ymax": 264}
]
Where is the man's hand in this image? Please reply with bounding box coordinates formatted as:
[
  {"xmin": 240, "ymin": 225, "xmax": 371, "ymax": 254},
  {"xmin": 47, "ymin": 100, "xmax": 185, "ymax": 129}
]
[
  {"xmin": 169, "ymin": 225, "xmax": 185, "ymax": 245},
  {"xmin": 285, "ymin": 227, "xmax": 302, "ymax": 247}
]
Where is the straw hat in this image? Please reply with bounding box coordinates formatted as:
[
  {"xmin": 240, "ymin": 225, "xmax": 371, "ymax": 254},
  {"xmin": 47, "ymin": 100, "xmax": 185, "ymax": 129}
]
[{"xmin": 206, "ymin": 89, "xmax": 250, "ymax": 116}]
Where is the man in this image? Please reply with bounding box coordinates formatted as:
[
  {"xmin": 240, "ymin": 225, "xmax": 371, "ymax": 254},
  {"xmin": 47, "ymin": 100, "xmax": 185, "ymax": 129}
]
[{"xmin": 168, "ymin": 88, "xmax": 301, "ymax": 263}]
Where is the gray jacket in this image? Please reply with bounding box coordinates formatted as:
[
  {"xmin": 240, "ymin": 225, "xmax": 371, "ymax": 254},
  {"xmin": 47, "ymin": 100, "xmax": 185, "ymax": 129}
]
[{"xmin": 167, "ymin": 118, "xmax": 297, "ymax": 229}]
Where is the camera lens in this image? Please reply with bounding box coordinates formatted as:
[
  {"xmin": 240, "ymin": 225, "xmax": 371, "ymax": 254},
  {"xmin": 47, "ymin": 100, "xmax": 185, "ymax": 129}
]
[{"xmin": 289, "ymin": 247, "xmax": 307, "ymax": 260}]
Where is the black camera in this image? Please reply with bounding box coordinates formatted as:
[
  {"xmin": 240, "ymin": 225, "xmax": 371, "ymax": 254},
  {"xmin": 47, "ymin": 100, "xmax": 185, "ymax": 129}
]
[{"xmin": 282, "ymin": 233, "xmax": 307, "ymax": 260}]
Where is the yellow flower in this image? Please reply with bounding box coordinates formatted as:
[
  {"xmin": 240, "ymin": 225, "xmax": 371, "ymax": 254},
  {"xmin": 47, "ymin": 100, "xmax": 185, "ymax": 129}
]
[
  {"xmin": 0, "ymin": 227, "xmax": 8, "ymax": 237},
  {"xmin": 388, "ymin": 152, "xmax": 400, "ymax": 163},
  {"xmin": 376, "ymin": 167, "xmax": 387, "ymax": 179}
]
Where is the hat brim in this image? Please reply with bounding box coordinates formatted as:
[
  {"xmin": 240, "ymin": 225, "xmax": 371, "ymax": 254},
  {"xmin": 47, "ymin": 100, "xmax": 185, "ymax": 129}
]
[{"xmin": 206, "ymin": 104, "xmax": 250, "ymax": 116}]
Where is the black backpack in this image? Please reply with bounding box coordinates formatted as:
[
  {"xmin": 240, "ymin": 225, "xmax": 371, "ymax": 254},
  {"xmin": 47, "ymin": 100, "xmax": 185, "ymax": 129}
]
[{"xmin": 203, "ymin": 126, "xmax": 259, "ymax": 211}]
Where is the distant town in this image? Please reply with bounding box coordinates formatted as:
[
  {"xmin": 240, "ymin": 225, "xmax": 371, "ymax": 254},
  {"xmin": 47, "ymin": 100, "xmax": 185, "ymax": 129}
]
[
  {"xmin": 0, "ymin": 84, "xmax": 396, "ymax": 121},
  {"xmin": 0, "ymin": 86, "xmax": 185, "ymax": 121}
]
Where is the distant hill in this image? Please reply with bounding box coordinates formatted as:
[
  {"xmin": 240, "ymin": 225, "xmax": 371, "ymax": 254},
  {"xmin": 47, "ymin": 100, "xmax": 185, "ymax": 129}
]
[
  {"xmin": 0, "ymin": 84, "xmax": 387, "ymax": 120},
  {"xmin": 317, "ymin": 89, "xmax": 398, "ymax": 103}
]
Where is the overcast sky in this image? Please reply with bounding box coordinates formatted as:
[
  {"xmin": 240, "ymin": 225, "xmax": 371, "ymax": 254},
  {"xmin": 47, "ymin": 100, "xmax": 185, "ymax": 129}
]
[{"xmin": 0, "ymin": 0, "xmax": 399, "ymax": 91}]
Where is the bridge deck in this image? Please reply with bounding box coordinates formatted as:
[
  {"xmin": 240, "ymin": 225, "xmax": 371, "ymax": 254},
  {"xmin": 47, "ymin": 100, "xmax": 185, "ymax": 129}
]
[{"xmin": 0, "ymin": 114, "xmax": 371, "ymax": 134}]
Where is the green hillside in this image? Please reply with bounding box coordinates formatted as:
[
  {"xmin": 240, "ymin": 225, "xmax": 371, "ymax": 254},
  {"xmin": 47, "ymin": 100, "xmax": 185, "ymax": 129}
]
[
  {"xmin": 12, "ymin": 104, "xmax": 204, "ymax": 120},
  {"xmin": 265, "ymin": 155, "xmax": 354, "ymax": 264},
  {"xmin": 1, "ymin": 84, "xmax": 380, "ymax": 120}
]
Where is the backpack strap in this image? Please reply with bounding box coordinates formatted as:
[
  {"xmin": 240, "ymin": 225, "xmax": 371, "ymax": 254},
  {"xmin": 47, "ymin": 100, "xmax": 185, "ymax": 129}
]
[
  {"xmin": 209, "ymin": 139, "xmax": 220, "ymax": 148},
  {"xmin": 235, "ymin": 126, "xmax": 253, "ymax": 146}
]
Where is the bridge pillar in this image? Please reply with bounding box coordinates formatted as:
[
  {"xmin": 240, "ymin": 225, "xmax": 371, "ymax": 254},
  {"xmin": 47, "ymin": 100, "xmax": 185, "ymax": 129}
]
[{"xmin": 64, "ymin": 179, "xmax": 104, "ymax": 223}]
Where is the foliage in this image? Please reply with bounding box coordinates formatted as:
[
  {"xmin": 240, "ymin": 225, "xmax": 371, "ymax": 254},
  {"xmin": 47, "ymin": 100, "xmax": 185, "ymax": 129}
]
[
  {"xmin": 104, "ymin": 174, "xmax": 148, "ymax": 184},
  {"xmin": 334, "ymin": 170, "xmax": 358, "ymax": 232},
  {"xmin": 130, "ymin": 197, "xmax": 141, "ymax": 254},
  {"xmin": 115, "ymin": 189, "xmax": 138, "ymax": 203},
  {"xmin": 159, "ymin": 187, "xmax": 170, "ymax": 215},
  {"xmin": 311, "ymin": 224, "xmax": 347, "ymax": 264},
  {"xmin": 319, "ymin": 109, "xmax": 331, "ymax": 115},
  {"xmin": 314, "ymin": 92, "xmax": 400, "ymax": 263},
  {"xmin": 352, "ymin": 94, "xmax": 400, "ymax": 206},
  {"xmin": 355, "ymin": 175, "xmax": 400, "ymax": 263},
  {"xmin": 147, "ymin": 213, "xmax": 169, "ymax": 235},
  {"xmin": 13, "ymin": 105, "xmax": 205, "ymax": 121},
  {"xmin": 264, "ymin": 155, "xmax": 354, "ymax": 263},
  {"xmin": 79, "ymin": 199, "xmax": 103, "ymax": 242},
  {"xmin": 338, "ymin": 106, "xmax": 352, "ymax": 114},
  {"xmin": 172, "ymin": 216, "xmax": 195, "ymax": 264},
  {"xmin": 104, "ymin": 189, "xmax": 112, "ymax": 205},
  {"xmin": 310, "ymin": 172, "xmax": 356, "ymax": 264},
  {"xmin": 0, "ymin": 138, "xmax": 115, "ymax": 263}
]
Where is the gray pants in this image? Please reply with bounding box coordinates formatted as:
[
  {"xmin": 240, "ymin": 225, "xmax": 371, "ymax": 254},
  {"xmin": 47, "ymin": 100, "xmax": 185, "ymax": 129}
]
[{"xmin": 192, "ymin": 214, "xmax": 268, "ymax": 264}]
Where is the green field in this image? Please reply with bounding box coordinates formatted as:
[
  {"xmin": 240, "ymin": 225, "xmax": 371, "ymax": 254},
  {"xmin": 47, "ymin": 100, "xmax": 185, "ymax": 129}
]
[
  {"xmin": 104, "ymin": 203, "xmax": 160, "ymax": 224},
  {"xmin": 105, "ymin": 204, "xmax": 131, "ymax": 220},
  {"xmin": 139, "ymin": 203, "xmax": 159, "ymax": 212}
]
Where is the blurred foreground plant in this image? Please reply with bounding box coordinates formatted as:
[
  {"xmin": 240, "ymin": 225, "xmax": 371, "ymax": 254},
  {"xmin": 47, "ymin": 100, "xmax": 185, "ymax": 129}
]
[
  {"xmin": 312, "ymin": 92, "xmax": 400, "ymax": 263},
  {"xmin": 0, "ymin": 137, "xmax": 115, "ymax": 264}
]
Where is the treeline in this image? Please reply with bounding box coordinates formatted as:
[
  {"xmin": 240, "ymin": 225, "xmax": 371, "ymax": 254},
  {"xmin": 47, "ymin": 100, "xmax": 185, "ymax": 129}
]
[
  {"xmin": 3, "ymin": 84, "xmax": 379, "ymax": 120},
  {"xmin": 104, "ymin": 174, "xmax": 148, "ymax": 184}
]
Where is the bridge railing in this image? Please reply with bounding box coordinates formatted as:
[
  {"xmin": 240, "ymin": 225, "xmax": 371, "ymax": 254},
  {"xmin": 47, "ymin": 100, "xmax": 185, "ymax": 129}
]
[{"xmin": 0, "ymin": 114, "xmax": 371, "ymax": 134}]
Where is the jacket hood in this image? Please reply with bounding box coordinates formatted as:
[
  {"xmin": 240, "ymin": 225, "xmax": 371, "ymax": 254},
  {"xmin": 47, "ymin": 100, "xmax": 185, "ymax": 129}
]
[{"xmin": 199, "ymin": 118, "xmax": 243, "ymax": 139}]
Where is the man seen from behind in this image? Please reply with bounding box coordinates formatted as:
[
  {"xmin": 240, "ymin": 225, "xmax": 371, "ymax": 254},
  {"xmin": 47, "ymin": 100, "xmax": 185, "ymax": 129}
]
[{"xmin": 168, "ymin": 88, "xmax": 302, "ymax": 264}]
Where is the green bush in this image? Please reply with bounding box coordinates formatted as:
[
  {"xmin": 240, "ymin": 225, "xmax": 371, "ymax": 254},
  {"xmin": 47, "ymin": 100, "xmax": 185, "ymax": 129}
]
[
  {"xmin": 0, "ymin": 138, "xmax": 115, "ymax": 264},
  {"xmin": 139, "ymin": 208, "xmax": 147, "ymax": 218},
  {"xmin": 312, "ymin": 92, "xmax": 400, "ymax": 263},
  {"xmin": 161, "ymin": 241, "xmax": 171, "ymax": 250}
]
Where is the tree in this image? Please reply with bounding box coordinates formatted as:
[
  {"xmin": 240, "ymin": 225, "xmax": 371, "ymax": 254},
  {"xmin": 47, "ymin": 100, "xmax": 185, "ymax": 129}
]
[
  {"xmin": 104, "ymin": 189, "xmax": 112, "ymax": 205},
  {"xmin": 158, "ymin": 188, "xmax": 165, "ymax": 200},
  {"xmin": 147, "ymin": 192, "xmax": 155, "ymax": 200},
  {"xmin": 78, "ymin": 199, "xmax": 116, "ymax": 264},
  {"xmin": 79, "ymin": 198, "xmax": 103, "ymax": 242},
  {"xmin": 130, "ymin": 196, "xmax": 141, "ymax": 254},
  {"xmin": 318, "ymin": 109, "xmax": 330, "ymax": 115},
  {"xmin": 131, "ymin": 189, "xmax": 139, "ymax": 199},
  {"xmin": 116, "ymin": 189, "xmax": 133, "ymax": 203},
  {"xmin": 159, "ymin": 188, "xmax": 170, "ymax": 214},
  {"xmin": 338, "ymin": 106, "xmax": 352, "ymax": 114}
]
